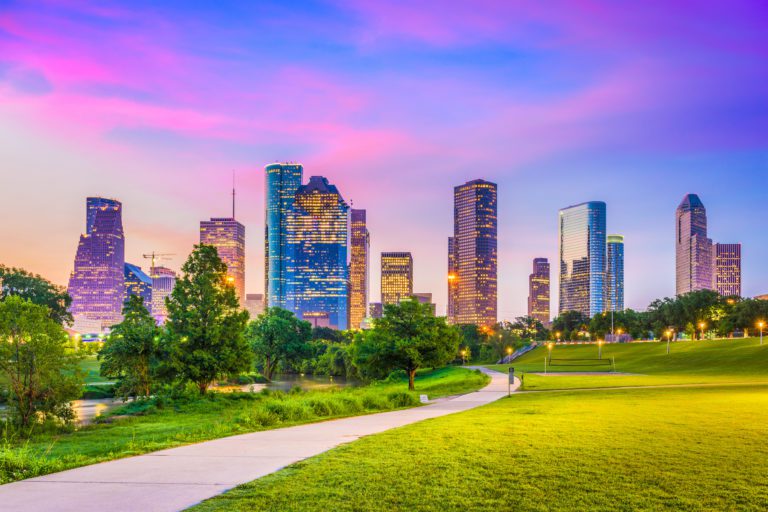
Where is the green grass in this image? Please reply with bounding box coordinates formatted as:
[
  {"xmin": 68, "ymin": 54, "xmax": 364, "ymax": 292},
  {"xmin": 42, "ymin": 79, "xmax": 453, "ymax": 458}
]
[
  {"xmin": 78, "ymin": 356, "xmax": 107, "ymax": 384},
  {"xmin": 190, "ymin": 384, "xmax": 768, "ymax": 511},
  {"xmin": 487, "ymin": 337, "xmax": 768, "ymax": 390},
  {"xmin": 0, "ymin": 366, "xmax": 488, "ymax": 484}
]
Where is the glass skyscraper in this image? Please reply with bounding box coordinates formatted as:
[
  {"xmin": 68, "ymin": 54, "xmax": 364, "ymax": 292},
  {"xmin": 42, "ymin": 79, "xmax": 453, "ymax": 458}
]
[
  {"xmin": 559, "ymin": 201, "xmax": 606, "ymax": 318},
  {"xmin": 265, "ymin": 162, "xmax": 303, "ymax": 308},
  {"xmin": 124, "ymin": 263, "xmax": 153, "ymax": 312},
  {"xmin": 349, "ymin": 209, "xmax": 369, "ymax": 329},
  {"xmin": 68, "ymin": 197, "xmax": 125, "ymax": 333},
  {"xmin": 528, "ymin": 257, "xmax": 550, "ymax": 324},
  {"xmin": 381, "ymin": 252, "xmax": 413, "ymax": 305},
  {"xmin": 676, "ymin": 194, "xmax": 713, "ymax": 295},
  {"xmin": 285, "ymin": 176, "xmax": 349, "ymax": 330},
  {"xmin": 606, "ymin": 235, "xmax": 624, "ymax": 312},
  {"xmin": 714, "ymin": 243, "xmax": 741, "ymax": 297},
  {"xmin": 449, "ymin": 180, "xmax": 497, "ymax": 327},
  {"xmin": 200, "ymin": 217, "xmax": 245, "ymax": 306},
  {"xmin": 150, "ymin": 266, "xmax": 176, "ymax": 325}
]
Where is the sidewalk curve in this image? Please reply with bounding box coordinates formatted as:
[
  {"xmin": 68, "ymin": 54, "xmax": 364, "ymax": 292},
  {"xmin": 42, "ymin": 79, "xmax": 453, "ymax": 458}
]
[{"xmin": 0, "ymin": 367, "xmax": 516, "ymax": 512}]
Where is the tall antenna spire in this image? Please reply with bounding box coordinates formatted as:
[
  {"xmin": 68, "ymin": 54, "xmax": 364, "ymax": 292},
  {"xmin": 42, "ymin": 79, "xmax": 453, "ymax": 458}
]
[{"xmin": 232, "ymin": 170, "xmax": 236, "ymax": 219}]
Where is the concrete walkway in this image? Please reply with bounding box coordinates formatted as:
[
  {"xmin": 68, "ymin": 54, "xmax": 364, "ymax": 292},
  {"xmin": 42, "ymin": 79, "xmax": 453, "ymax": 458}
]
[{"xmin": 0, "ymin": 367, "xmax": 515, "ymax": 512}]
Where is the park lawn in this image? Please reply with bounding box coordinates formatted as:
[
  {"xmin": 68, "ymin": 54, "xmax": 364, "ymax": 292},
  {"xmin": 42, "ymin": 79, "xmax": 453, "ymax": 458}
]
[
  {"xmin": 78, "ymin": 355, "xmax": 108, "ymax": 384},
  {"xmin": 487, "ymin": 337, "xmax": 768, "ymax": 390},
  {"xmin": 0, "ymin": 366, "xmax": 488, "ymax": 484},
  {"xmin": 190, "ymin": 384, "xmax": 768, "ymax": 512}
]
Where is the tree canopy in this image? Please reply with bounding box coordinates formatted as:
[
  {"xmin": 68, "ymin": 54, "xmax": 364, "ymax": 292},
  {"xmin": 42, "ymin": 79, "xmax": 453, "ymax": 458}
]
[
  {"xmin": 0, "ymin": 265, "xmax": 72, "ymax": 326},
  {"xmin": 245, "ymin": 307, "xmax": 312, "ymax": 381}
]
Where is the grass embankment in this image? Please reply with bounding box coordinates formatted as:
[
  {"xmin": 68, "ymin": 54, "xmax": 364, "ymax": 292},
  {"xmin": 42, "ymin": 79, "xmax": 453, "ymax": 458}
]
[
  {"xmin": 0, "ymin": 366, "xmax": 488, "ymax": 484},
  {"xmin": 488, "ymin": 337, "xmax": 768, "ymax": 390},
  {"xmin": 190, "ymin": 384, "xmax": 768, "ymax": 511}
]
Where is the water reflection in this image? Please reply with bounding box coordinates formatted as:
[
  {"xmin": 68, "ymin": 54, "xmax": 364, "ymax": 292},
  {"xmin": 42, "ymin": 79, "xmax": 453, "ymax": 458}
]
[{"xmin": 241, "ymin": 374, "xmax": 358, "ymax": 393}]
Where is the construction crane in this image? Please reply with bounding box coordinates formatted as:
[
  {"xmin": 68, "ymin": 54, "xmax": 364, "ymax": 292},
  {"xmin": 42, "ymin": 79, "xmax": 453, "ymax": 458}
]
[{"xmin": 142, "ymin": 252, "xmax": 176, "ymax": 275}]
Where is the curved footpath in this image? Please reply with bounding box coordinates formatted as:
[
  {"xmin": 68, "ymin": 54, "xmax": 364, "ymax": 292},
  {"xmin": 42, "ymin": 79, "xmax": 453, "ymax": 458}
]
[{"xmin": 0, "ymin": 368, "xmax": 515, "ymax": 512}]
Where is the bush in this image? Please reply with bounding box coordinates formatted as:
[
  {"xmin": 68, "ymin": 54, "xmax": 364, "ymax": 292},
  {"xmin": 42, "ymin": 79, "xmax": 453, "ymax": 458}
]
[
  {"xmin": 263, "ymin": 400, "xmax": 312, "ymax": 422},
  {"xmin": 387, "ymin": 391, "xmax": 419, "ymax": 408}
]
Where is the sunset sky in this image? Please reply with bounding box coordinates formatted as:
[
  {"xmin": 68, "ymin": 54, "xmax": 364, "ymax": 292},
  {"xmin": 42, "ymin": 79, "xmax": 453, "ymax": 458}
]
[{"xmin": 1, "ymin": 0, "xmax": 767, "ymax": 318}]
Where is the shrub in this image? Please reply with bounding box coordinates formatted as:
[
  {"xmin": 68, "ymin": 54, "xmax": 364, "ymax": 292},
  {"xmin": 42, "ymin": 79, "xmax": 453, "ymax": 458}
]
[{"xmin": 387, "ymin": 391, "xmax": 419, "ymax": 408}]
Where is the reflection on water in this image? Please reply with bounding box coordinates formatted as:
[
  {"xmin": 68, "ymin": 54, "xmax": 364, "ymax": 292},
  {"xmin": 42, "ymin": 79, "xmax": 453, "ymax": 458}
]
[
  {"xmin": 72, "ymin": 398, "xmax": 121, "ymax": 425},
  {"xmin": 241, "ymin": 374, "xmax": 359, "ymax": 393}
]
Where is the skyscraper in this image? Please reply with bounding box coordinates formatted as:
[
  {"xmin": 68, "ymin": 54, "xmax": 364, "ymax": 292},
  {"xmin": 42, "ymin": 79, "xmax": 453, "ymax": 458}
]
[
  {"xmin": 606, "ymin": 235, "xmax": 625, "ymax": 312},
  {"xmin": 244, "ymin": 293, "xmax": 265, "ymax": 319},
  {"xmin": 450, "ymin": 179, "xmax": 497, "ymax": 326},
  {"xmin": 676, "ymin": 194, "xmax": 713, "ymax": 295},
  {"xmin": 151, "ymin": 266, "xmax": 176, "ymax": 325},
  {"xmin": 265, "ymin": 163, "xmax": 303, "ymax": 308},
  {"xmin": 714, "ymin": 243, "xmax": 741, "ymax": 297},
  {"xmin": 124, "ymin": 263, "xmax": 152, "ymax": 312},
  {"xmin": 528, "ymin": 258, "xmax": 550, "ymax": 325},
  {"xmin": 349, "ymin": 209, "xmax": 370, "ymax": 330},
  {"xmin": 200, "ymin": 217, "xmax": 245, "ymax": 305},
  {"xmin": 447, "ymin": 237, "xmax": 458, "ymax": 321},
  {"xmin": 381, "ymin": 252, "xmax": 413, "ymax": 305},
  {"xmin": 68, "ymin": 197, "xmax": 125, "ymax": 333},
  {"xmin": 559, "ymin": 201, "xmax": 606, "ymax": 318},
  {"xmin": 285, "ymin": 176, "xmax": 349, "ymax": 330}
]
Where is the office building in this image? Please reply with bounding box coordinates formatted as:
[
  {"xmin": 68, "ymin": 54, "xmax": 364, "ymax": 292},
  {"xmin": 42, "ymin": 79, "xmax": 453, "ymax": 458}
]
[
  {"xmin": 381, "ymin": 252, "xmax": 413, "ymax": 305},
  {"xmin": 559, "ymin": 201, "xmax": 606, "ymax": 318},
  {"xmin": 68, "ymin": 197, "xmax": 125, "ymax": 333},
  {"xmin": 124, "ymin": 263, "xmax": 152, "ymax": 312},
  {"xmin": 285, "ymin": 176, "xmax": 349, "ymax": 330},
  {"xmin": 369, "ymin": 302, "xmax": 383, "ymax": 319},
  {"xmin": 412, "ymin": 292, "xmax": 437, "ymax": 315},
  {"xmin": 527, "ymin": 258, "xmax": 550, "ymax": 325},
  {"xmin": 349, "ymin": 209, "xmax": 370, "ymax": 329},
  {"xmin": 676, "ymin": 194, "xmax": 713, "ymax": 295},
  {"xmin": 200, "ymin": 217, "xmax": 245, "ymax": 305},
  {"xmin": 447, "ymin": 237, "xmax": 458, "ymax": 320},
  {"xmin": 265, "ymin": 163, "xmax": 303, "ymax": 308},
  {"xmin": 244, "ymin": 293, "xmax": 265, "ymax": 319},
  {"xmin": 449, "ymin": 180, "xmax": 497, "ymax": 327},
  {"xmin": 606, "ymin": 235, "xmax": 625, "ymax": 312},
  {"xmin": 151, "ymin": 266, "xmax": 176, "ymax": 324},
  {"xmin": 714, "ymin": 243, "xmax": 741, "ymax": 297}
]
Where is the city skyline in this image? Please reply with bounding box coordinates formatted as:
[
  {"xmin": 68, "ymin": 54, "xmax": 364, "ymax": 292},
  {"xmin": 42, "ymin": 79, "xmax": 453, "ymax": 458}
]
[{"xmin": 2, "ymin": 2, "xmax": 767, "ymax": 318}]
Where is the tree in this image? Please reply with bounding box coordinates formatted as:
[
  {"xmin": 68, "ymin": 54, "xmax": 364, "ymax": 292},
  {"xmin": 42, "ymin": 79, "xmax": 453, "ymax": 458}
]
[
  {"xmin": 164, "ymin": 245, "xmax": 251, "ymax": 394},
  {"xmin": 245, "ymin": 307, "xmax": 311, "ymax": 381},
  {"xmin": 0, "ymin": 265, "xmax": 72, "ymax": 325},
  {"xmin": 352, "ymin": 298, "xmax": 460, "ymax": 390},
  {"xmin": 551, "ymin": 311, "xmax": 589, "ymax": 340},
  {"xmin": 100, "ymin": 296, "xmax": 160, "ymax": 398},
  {"xmin": 0, "ymin": 296, "xmax": 83, "ymax": 429}
]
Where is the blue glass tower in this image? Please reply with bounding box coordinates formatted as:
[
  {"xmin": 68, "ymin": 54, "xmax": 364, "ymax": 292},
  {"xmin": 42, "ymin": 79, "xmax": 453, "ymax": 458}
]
[
  {"xmin": 265, "ymin": 163, "xmax": 303, "ymax": 308},
  {"xmin": 559, "ymin": 201, "xmax": 606, "ymax": 318},
  {"xmin": 124, "ymin": 263, "xmax": 153, "ymax": 312},
  {"xmin": 285, "ymin": 176, "xmax": 349, "ymax": 330},
  {"xmin": 606, "ymin": 235, "xmax": 624, "ymax": 312}
]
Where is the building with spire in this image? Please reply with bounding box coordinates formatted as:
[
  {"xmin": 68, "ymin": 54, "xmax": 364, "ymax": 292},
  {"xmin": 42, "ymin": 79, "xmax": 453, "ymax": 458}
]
[
  {"xmin": 528, "ymin": 258, "xmax": 550, "ymax": 325},
  {"xmin": 676, "ymin": 194, "xmax": 713, "ymax": 295},
  {"xmin": 68, "ymin": 197, "xmax": 125, "ymax": 333},
  {"xmin": 348, "ymin": 209, "xmax": 369, "ymax": 330}
]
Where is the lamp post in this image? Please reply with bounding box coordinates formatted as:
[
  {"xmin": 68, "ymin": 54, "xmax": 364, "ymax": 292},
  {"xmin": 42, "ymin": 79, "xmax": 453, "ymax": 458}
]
[
  {"xmin": 506, "ymin": 346, "xmax": 513, "ymax": 364},
  {"xmin": 665, "ymin": 329, "xmax": 673, "ymax": 355},
  {"xmin": 460, "ymin": 349, "xmax": 467, "ymax": 365},
  {"xmin": 758, "ymin": 321, "xmax": 765, "ymax": 346},
  {"xmin": 598, "ymin": 340, "xmax": 603, "ymax": 359},
  {"xmin": 555, "ymin": 331, "xmax": 561, "ymax": 343},
  {"xmin": 698, "ymin": 322, "xmax": 706, "ymax": 341},
  {"xmin": 547, "ymin": 342, "xmax": 553, "ymax": 363}
]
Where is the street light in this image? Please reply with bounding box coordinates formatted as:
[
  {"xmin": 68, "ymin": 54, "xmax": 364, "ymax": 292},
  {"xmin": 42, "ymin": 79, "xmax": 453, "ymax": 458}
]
[
  {"xmin": 597, "ymin": 340, "xmax": 603, "ymax": 359},
  {"xmin": 758, "ymin": 320, "xmax": 765, "ymax": 346},
  {"xmin": 698, "ymin": 322, "xmax": 706, "ymax": 340},
  {"xmin": 665, "ymin": 329, "xmax": 673, "ymax": 354},
  {"xmin": 506, "ymin": 346, "xmax": 513, "ymax": 363},
  {"xmin": 460, "ymin": 349, "xmax": 467, "ymax": 365},
  {"xmin": 547, "ymin": 342, "xmax": 554, "ymax": 362},
  {"xmin": 555, "ymin": 331, "xmax": 561, "ymax": 342}
]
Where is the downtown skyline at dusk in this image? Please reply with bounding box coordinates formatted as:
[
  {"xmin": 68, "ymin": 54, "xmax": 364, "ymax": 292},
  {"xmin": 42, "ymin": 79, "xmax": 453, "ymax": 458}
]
[{"xmin": 2, "ymin": 1, "xmax": 767, "ymax": 318}]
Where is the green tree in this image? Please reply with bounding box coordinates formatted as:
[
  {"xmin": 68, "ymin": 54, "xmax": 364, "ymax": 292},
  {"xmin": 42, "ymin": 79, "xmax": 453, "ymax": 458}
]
[
  {"xmin": 164, "ymin": 245, "xmax": 251, "ymax": 394},
  {"xmin": 352, "ymin": 298, "xmax": 460, "ymax": 390},
  {"xmin": 245, "ymin": 307, "xmax": 311, "ymax": 381},
  {"xmin": 100, "ymin": 296, "xmax": 160, "ymax": 398},
  {"xmin": 551, "ymin": 311, "xmax": 589, "ymax": 340},
  {"xmin": 0, "ymin": 265, "xmax": 72, "ymax": 325},
  {"xmin": 0, "ymin": 296, "xmax": 83, "ymax": 429}
]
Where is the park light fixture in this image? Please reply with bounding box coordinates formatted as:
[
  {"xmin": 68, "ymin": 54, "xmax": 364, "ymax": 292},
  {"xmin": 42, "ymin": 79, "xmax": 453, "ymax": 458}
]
[
  {"xmin": 665, "ymin": 329, "xmax": 673, "ymax": 354},
  {"xmin": 758, "ymin": 320, "xmax": 765, "ymax": 346},
  {"xmin": 698, "ymin": 321, "xmax": 706, "ymax": 340},
  {"xmin": 597, "ymin": 339, "xmax": 603, "ymax": 359}
]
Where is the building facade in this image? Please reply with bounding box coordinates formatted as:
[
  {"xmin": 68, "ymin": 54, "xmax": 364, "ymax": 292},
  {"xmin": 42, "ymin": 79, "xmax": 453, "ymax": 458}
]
[
  {"xmin": 244, "ymin": 293, "xmax": 265, "ymax": 319},
  {"xmin": 606, "ymin": 234, "xmax": 625, "ymax": 312},
  {"xmin": 527, "ymin": 258, "xmax": 550, "ymax": 325},
  {"xmin": 124, "ymin": 263, "xmax": 152, "ymax": 312},
  {"xmin": 348, "ymin": 209, "xmax": 370, "ymax": 329},
  {"xmin": 559, "ymin": 201, "xmax": 606, "ymax": 318},
  {"xmin": 200, "ymin": 217, "xmax": 245, "ymax": 305},
  {"xmin": 285, "ymin": 176, "xmax": 349, "ymax": 330},
  {"xmin": 714, "ymin": 243, "xmax": 741, "ymax": 297},
  {"xmin": 68, "ymin": 197, "xmax": 125, "ymax": 333},
  {"xmin": 151, "ymin": 266, "xmax": 176, "ymax": 324},
  {"xmin": 412, "ymin": 292, "xmax": 436, "ymax": 315},
  {"xmin": 265, "ymin": 163, "xmax": 303, "ymax": 308},
  {"xmin": 381, "ymin": 252, "xmax": 413, "ymax": 305},
  {"xmin": 449, "ymin": 179, "xmax": 497, "ymax": 326},
  {"xmin": 676, "ymin": 194, "xmax": 713, "ymax": 295}
]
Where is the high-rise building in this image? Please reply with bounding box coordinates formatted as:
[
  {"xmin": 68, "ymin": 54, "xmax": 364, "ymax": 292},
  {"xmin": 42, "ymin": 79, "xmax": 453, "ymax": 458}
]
[
  {"xmin": 265, "ymin": 163, "xmax": 303, "ymax": 308},
  {"xmin": 676, "ymin": 194, "xmax": 713, "ymax": 295},
  {"xmin": 527, "ymin": 258, "xmax": 550, "ymax": 325},
  {"xmin": 285, "ymin": 176, "xmax": 349, "ymax": 330},
  {"xmin": 714, "ymin": 243, "xmax": 741, "ymax": 297},
  {"xmin": 412, "ymin": 292, "xmax": 437, "ymax": 315},
  {"xmin": 381, "ymin": 252, "xmax": 413, "ymax": 305},
  {"xmin": 450, "ymin": 179, "xmax": 497, "ymax": 326},
  {"xmin": 68, "ymin": 197, "xmax": 125, "ymax": 333},
  {"xmin": 349, "ymin": 209, "xmax": 370, "ymax": 330},
  {"xmin": 369, "ymin": 302, "xmax": 383, "ymax": 319},
  {"xmin": 151, "ymin": 266, "xmax": 176, "ymax": 324},
  {"xmin": 447, "ymin": 237, "xmax": 458, "ymax": 320},
  {"xmin": 244, "ymin": 293, "xmax": 266, "ymax": 319},
  {"xmin": 124, "ymin": 263, "xmax": 152, "ymax": 312},
  {"xmin": 606, "ymin": 235, "xmax": 625, "ymax": 312},
  {"xmin": 200, "ymin": 217, "xmax": 245, "ymax": 305},
  {"xmin": 559, "ymin": 201, "xmax": 606, "ymax": 318}
]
